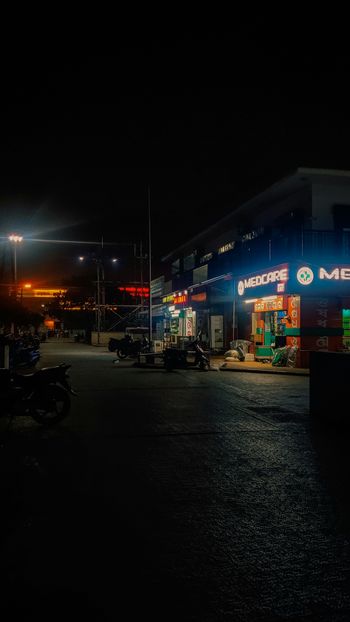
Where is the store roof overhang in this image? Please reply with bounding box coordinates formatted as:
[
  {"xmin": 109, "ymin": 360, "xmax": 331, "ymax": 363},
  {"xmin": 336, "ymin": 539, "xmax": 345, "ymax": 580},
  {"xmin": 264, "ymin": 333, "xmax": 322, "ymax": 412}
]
[{"xmin": 188, "ymin": 273, "xmax": 233, "ymax": 291}]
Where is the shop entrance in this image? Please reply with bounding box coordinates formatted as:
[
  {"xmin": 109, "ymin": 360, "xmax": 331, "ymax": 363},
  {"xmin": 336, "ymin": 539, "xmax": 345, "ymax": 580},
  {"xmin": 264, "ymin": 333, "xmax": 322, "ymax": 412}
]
[
  {"xmin": 251, "ymin": 296, "xmax": 289, "ymax": 350},
  {"xmin": 164, "ymin": 306, "xmax": 196, "ymax": 348},
  {"xmin": 252, "ymin": 309, "xmax": 288, "ymax": 348}
]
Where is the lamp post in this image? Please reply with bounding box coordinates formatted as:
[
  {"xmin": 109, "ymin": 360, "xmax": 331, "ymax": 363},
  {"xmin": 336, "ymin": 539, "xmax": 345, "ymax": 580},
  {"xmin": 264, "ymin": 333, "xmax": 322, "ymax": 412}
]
[
  {"xmin": 148, "ymin": 186, "xmax": 152, "ymax": 347},
  {"xmin": 8, "ymin": 234, "xmax": 23, "ymax": 297},
  {"xmin": 96, "ymin": 259, "xmax": 102, "ymax": 343}
]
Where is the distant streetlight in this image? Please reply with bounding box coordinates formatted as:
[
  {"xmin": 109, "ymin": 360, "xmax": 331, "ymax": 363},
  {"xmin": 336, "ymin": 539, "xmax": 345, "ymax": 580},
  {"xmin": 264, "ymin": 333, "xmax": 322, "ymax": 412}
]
[{"xmin": 8, "ymin": 234, "xmax": 23, "ymax": 296}]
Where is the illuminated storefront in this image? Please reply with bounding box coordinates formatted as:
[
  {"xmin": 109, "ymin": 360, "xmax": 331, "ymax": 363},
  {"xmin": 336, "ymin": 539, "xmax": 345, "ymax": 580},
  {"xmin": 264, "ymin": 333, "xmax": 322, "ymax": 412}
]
[
  {"xmin": 162, "ymin": 290, "xmax": 196, "ymax": 346},
  {"xmin": 236, "ymin": 263, "xmax": 350, "ymax": 367}
]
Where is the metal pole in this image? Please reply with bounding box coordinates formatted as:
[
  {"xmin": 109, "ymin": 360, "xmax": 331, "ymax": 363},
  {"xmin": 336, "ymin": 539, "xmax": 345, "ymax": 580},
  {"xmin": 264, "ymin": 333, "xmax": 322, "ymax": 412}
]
[
  {"xmin": 101, "ymin": 262, "xmax": 106, "ymax": 331},
  {"xmin": 232, "ymin": 280, "xmax": 236, "ymax": 344},
  {"xmin": 13, "ymin": 243, "xmax": 17, "ymax": 297},
  {"xmin": 140, "ymin": 240, "xmax": 144, "ymax": 310},
  {"xmin": 148, "ymin": 186, "xmax": 152, "ymax": 347},
  {"xmin": 97, "ymin": 262, "xmax": 101, "ymax": 344}
]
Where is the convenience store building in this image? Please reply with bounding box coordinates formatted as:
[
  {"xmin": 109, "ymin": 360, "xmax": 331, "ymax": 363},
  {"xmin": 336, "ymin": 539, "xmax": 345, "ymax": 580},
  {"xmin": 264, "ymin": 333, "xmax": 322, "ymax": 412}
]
[{"xmin": 235, "ymin": 262, "xmax": 350, "ymax": 367}]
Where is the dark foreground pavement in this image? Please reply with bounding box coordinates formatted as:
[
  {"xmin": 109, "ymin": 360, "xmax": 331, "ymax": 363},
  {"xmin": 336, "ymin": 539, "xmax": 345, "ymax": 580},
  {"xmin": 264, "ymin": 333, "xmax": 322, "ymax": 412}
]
[{"xmin": 0, "ymin": 341, "xmax": 349, "ymax": 621}]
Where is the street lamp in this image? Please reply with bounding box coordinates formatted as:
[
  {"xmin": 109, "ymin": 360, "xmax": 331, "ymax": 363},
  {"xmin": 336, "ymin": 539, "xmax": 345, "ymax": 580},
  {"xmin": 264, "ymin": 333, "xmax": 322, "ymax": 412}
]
[{"xmin": 8, "ymin": 234, "xmax": 23, "ymax": 297}]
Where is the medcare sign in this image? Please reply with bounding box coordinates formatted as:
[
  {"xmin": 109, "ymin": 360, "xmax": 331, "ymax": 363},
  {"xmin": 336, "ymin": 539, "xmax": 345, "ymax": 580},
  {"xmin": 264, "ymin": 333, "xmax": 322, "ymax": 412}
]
[
  {"xmin": 297, "ymin": 265, "xmax": 350, "ymax": 285},
  {"xmin": 237, "ymin": 266, "xmax": 289, "ymax": 296}
]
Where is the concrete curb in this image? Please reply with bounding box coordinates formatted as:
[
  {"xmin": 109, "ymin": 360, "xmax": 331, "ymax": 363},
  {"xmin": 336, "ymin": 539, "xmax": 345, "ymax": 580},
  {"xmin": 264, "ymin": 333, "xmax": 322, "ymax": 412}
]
[{"xmin": 212, "ymin": 358, "xmax": 310, "ymax": 376}]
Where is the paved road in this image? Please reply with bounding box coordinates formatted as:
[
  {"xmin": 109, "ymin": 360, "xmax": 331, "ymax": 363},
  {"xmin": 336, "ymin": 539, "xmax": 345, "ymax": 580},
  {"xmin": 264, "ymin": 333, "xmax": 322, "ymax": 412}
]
[{"xmin": 1, "ymin": 341, "xmax": 349, "ymax": 621}]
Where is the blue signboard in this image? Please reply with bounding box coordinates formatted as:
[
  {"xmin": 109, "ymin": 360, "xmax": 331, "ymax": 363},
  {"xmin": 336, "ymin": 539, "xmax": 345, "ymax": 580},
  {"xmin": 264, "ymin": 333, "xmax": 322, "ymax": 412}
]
[{"xmin": 236, "ymin": 263, "xmax": 350, "ymax": 298}]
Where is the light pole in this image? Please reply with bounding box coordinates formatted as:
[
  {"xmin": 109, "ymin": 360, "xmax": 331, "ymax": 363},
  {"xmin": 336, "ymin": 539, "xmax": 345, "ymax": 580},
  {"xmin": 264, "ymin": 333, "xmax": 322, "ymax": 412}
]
[
  {"xmin": 96, "ymin": 259, "xmax": 102, "ymax": 343},
  {"xmin": 8, "ymin": 234, "xmax": 23, "ymax": 297},
  {"xmin": 148, "ymin": 186, "xmax": 152, "ymax": 347}
]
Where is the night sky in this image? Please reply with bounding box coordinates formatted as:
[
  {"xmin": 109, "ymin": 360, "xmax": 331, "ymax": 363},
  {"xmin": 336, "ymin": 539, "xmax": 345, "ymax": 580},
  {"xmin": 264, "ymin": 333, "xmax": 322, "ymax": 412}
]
[{"xmin": 1, "ymin": 26, "xmax": 350, "ymax": 284}]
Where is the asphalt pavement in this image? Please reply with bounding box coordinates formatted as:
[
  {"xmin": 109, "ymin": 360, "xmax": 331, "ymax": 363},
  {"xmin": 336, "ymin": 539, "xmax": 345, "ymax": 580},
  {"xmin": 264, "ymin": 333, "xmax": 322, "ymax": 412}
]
[{"xmin": 0, "ymin": 340, "xmax": 349, "ymax": 621}]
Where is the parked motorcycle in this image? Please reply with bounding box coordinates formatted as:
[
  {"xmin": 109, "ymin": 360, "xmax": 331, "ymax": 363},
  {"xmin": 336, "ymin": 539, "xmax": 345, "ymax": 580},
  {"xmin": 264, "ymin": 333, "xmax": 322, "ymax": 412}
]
[
  {"xmin": 0, "ymin": 363, "xmax": 76, "ymax": 425},
  {"xmin": 4, "ymin": 334, "xmax": 41, "ymax": 370},
  {"xmin": 108, "ymin": 334, "xmax": 149, "ymax": 359},
  {"xmin": 11, "ymin": 343, "xmax": 41, "ymax": 369},
  {"xmin": 164, "ymin": 335, "xmax": 210, "ymax": 371}
]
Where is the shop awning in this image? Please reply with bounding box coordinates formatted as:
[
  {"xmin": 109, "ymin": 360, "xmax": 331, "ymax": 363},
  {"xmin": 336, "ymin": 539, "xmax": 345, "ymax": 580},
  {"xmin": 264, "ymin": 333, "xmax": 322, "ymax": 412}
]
[{"xmin": 188, "ymin": 273, "xmax": 232, "ymax": 292}]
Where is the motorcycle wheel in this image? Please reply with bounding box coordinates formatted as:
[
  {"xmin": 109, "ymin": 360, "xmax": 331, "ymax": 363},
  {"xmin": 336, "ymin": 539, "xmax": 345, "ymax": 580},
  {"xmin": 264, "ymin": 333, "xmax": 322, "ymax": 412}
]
[
  {"xmin": 30, "ymin": 384, "xmax": 70, "ymax": 426},
  {"xmin": 117, "ymin": 349, "xmax": 128, "ymax": 359}
]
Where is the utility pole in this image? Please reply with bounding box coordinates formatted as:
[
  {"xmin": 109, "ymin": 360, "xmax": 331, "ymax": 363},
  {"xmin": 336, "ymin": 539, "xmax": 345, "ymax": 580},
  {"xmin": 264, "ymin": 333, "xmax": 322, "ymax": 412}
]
[
  {"xmin": 148, "ymin": 185, "xmax": 152, "ymax": 347},
  {"xmin": 232, "ymin": 279, "xmax": 236, "ymax": 344},
  {"xmin": 14, "ymin": 243, "xmax": 17, "ymax": 294},
  {"xmin": 96, "ymin": 260, "xmax": 101, "ymax": 345},
  {"xmin": 140, "ymin": 240, "xmax": 144, "ymax": 310},
  {"xmin": 8, "ymin": 234, "xmax": 22, "ymax": 299}
]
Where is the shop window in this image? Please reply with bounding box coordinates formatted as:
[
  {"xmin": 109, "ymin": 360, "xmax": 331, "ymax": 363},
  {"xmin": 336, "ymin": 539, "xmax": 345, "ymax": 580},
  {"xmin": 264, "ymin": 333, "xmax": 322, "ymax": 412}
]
[
  {"xmin": 193, "ymin": 264, "xmax": 208, "ymax": 286},
  {"xmin": 184, "ymin": 253, "xmax": 195, "ymax": 271},
  {"xmin": 171, "ymin": 259, "xmax": 180, "ymax": 275},
  {"xmin": 164, "ymin": 280, "xmax": 173, "ymax": 294}
]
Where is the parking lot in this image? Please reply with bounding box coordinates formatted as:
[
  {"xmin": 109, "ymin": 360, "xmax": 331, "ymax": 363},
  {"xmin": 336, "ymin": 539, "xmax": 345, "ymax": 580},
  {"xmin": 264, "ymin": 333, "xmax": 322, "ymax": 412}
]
[{"xmin": 1, "ymin": 340, "xmax": 349, "ymax": 621}]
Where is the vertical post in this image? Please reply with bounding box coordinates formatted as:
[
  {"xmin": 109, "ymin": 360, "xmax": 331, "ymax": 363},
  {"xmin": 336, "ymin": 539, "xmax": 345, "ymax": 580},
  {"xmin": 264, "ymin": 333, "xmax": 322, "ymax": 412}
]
[
  {"xmin": 100, "ymin": 236, "xmax": 104, "ymax": 334},
  {"xmin": 101, "ymin": 261, "xmax": 105, "ymax": 331},
  {"xmin": 13, "ymin": 243, "xmax": 17, "ymax": 295},
  {"xmin": 4, "ymin": 344, "xmax": 10, "ymax": 369},
  {"xmin": 97, "ymin": 261, "xmax": 101, "ymax": 344},
  {"xmin": 8, "ymin": 235, "xmax": 22, "ymax": 302},
  {"xmin": 232, "ymin": 279, "xmax": 236, "ymax": 345},
  {"xmin": 140, "ymin": 240, "xmax": 144, "ymax": 310},
  {"xmin": 148, "ymin": 185, "xmax": 152, "ymax": 347}
]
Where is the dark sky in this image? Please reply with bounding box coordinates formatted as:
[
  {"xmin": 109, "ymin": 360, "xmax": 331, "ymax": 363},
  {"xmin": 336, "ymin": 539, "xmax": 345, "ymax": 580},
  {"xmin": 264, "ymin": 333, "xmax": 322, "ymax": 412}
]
[{"xmin": 1, "ymin": 25, "xmax": 350, "ymax": 284}]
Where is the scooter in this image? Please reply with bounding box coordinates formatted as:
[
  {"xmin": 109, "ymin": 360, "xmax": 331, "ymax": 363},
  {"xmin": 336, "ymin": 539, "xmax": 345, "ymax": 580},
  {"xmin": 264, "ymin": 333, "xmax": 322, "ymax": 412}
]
[
  {"xmin": 164, "ymin": 335, "xmax": 210, "ymax": 371},
  {"xmin": 0, "ymin": 363, "xmax": 76, "ymax": 425}
]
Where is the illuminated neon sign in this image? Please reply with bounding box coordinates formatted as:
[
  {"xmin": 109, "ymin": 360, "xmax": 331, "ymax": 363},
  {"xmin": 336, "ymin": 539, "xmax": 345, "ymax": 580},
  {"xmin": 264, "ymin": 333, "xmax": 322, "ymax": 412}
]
[
  {"xmin": 31, "ymin": 289, "xmax": 67, "ymax": 298},
  {"xmin": 162, "ymin": 294, "xmax": 174, "ymax": 303},
  {"xmin": 118, "ymin": 286, "xmax": 149, "ymax": 298},
  {"xmin": 319, "ymin": 267, "xmax": 350, "ymax": 280},
  {"xmin": 254, "ymin": 296, "xmax": 285, "ymax": 312},
  {"xmin": 297, "ymin": 266, "xmax": 350, "ymax": 285},
  {"xmin": 296, "ymin": 266, "xmax": 314, "ymax": 285},
  {"xmin": 238, "ymin": 267, "xmax": 288, "ymax": 296},
  {"xmin": 173, "ymin": 294, "xmax": 187, "ymax": 304}
]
